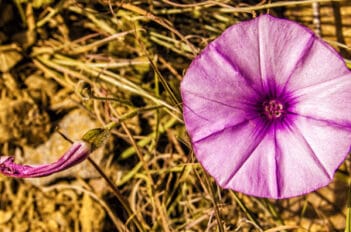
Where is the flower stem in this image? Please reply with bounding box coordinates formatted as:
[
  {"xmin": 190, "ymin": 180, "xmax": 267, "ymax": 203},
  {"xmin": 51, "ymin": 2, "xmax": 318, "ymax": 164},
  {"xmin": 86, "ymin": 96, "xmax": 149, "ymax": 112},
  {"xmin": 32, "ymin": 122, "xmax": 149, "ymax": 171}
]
[
  {"xmin": 230, "ymin": 191, "xmax": 262, "ymax": 230},
  {"xmin": 345, "ymin": 159, "xmax": 351, "ymax": 232},
  {"xmin": 345, "ymin": 179, "xmax": 351, "ymax": 232},
  {"xmin": 203, "ymin": 172, "xmax": 225, "ymax": 232},
  {"xmin": 87, "ymin": 157, "xmax": 146, "ymax": 232}
]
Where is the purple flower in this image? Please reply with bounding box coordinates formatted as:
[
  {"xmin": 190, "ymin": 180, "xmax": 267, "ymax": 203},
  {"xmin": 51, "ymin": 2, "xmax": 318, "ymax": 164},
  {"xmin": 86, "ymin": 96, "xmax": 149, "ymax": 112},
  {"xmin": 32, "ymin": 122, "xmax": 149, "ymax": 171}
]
[
  {"xmin": 0, "ymin": 141, "xmax": 90, "ymax": 178},
  {"xmin": 181, "ymin": 15, "xmax": 351, "ymax": 198}
]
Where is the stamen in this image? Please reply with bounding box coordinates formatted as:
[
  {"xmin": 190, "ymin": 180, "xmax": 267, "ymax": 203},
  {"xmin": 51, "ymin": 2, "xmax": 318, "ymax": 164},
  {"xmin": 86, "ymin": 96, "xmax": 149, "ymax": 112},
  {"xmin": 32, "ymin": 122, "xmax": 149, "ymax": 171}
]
[{"xmin": 263, "ymin": 99, "xmax": 284, "ymax": 119}]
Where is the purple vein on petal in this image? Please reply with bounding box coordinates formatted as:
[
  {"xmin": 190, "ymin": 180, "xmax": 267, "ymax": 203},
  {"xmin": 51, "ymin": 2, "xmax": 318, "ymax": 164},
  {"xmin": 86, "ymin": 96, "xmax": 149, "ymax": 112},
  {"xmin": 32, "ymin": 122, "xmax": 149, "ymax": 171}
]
[
  {"xmin": 281, "ymin": 35, "xmax": 315, "ymax": 94},
  {"xmin": 273, "ymin": 123, "xmax": 281, "ymax": 198},
  {"xmin": 212, "ymin": 44, "xmax": 263, "ymax": 96},
  {"xmin": 257, "ymin": 15, "xmax": 265, "ymax": 92},
  {"xmin": 182, "ymin": 90, "xmax": 251, "ymax": 111},
  {"xmin": 290, "ymin": 123, "xmax": 332, "ymax": 179},
  {"xmin": 182, "ymin": 102, "xmax": 211, "ymax": 122},
  {"xmin": 220, "ymin": 122, "xmax": 271, "ymax": 187},
  {"xmin": 193, "ymin": 117, "xmax": 266, "ymax": 143},
  {"xmin": 292, "ymin": 73, "xmax": 351, "ymax": 95},
  {"xmin": 289, "ymin": 113, "xmax": 351, "ymax": 131},
  {"xmin": 192, "ymin": 118, "xmax": 254, "ymax": 144}
]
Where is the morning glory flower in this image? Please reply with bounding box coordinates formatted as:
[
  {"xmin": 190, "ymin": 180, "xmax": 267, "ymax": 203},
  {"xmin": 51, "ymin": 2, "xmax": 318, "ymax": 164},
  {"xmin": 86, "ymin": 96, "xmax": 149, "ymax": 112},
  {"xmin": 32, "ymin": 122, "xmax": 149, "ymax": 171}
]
[
  {"xmin": 181, "ymin": 15, "xmax": 351, "ymax": 199},
  {"xmin": 0, "ymin": 141, "xmax": 91, "ymax": 178}
]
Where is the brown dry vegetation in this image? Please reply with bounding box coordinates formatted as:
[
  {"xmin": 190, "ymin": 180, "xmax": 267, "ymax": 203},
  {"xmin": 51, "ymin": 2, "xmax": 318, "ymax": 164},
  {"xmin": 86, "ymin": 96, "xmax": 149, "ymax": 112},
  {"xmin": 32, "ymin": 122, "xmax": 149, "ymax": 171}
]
[{"xmin": 0, "ymin": 0, "xmax": 350, "ymax": 231}]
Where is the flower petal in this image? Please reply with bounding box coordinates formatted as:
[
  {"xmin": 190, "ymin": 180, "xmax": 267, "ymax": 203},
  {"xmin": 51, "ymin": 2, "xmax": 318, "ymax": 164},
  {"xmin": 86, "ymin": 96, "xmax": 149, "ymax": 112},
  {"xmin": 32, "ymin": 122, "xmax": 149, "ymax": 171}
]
[
  {"xmin": 223, "ymin": 126, "xmax": 279, "ymax": 198},
  {"xmin": 274, "ymin": 119, "xmax": 350, "ymax": 198},
  {"xmin": 211, "ymin": 16, "xmax": 263, "ymax": 91},
  {"xmin": 292, "ymin": 73, "xmax": 351, "ymax": 127},
  {"xmin": 256, "ymin": 15, "xmax": 315, "ymax": 93},
  {"xmin": 212, "ymin": 15, "xmax": 315, "ymax": 95},
  {"xmin": 285, "ymin": 37, "xmax": 350, "ymax": 92},
  {"xmin": 225, "ymin": 116, "xmax": 350, "ymax": 199},
  {"xmin": 192, "ymin": 118, "xmax": 268, "ymax": 188},
  {"xmin": 293, "ymin": 116, "xmax": 351, "ymax": 179},
  {"xmin": 181, "ymin": 42, "xmax": 259, "ymax": 142}
]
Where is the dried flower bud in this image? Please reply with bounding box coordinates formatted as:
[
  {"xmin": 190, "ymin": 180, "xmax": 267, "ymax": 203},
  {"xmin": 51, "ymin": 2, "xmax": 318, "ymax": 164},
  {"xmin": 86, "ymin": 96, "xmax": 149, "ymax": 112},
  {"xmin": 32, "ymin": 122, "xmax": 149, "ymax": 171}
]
[{"xmin": 0, "ymin": 141, "xmax": 90, "ymax": 178}]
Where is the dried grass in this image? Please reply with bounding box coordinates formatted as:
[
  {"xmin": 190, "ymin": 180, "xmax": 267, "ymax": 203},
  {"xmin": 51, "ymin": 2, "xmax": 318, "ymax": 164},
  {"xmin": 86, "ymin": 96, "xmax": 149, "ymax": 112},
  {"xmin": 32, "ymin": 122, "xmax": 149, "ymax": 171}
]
[{"xmin": 0, "ymin": 0, "xmax": 350, "ymax": 231}]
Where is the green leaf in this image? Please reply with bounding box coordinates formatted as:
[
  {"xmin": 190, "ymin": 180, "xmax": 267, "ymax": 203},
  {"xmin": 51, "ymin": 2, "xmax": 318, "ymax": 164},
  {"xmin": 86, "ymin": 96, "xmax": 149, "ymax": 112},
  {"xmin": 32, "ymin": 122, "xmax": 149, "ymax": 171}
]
[{"xmin": 81, "ymin": 128, "xmax": 110, "ymax": 151}]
